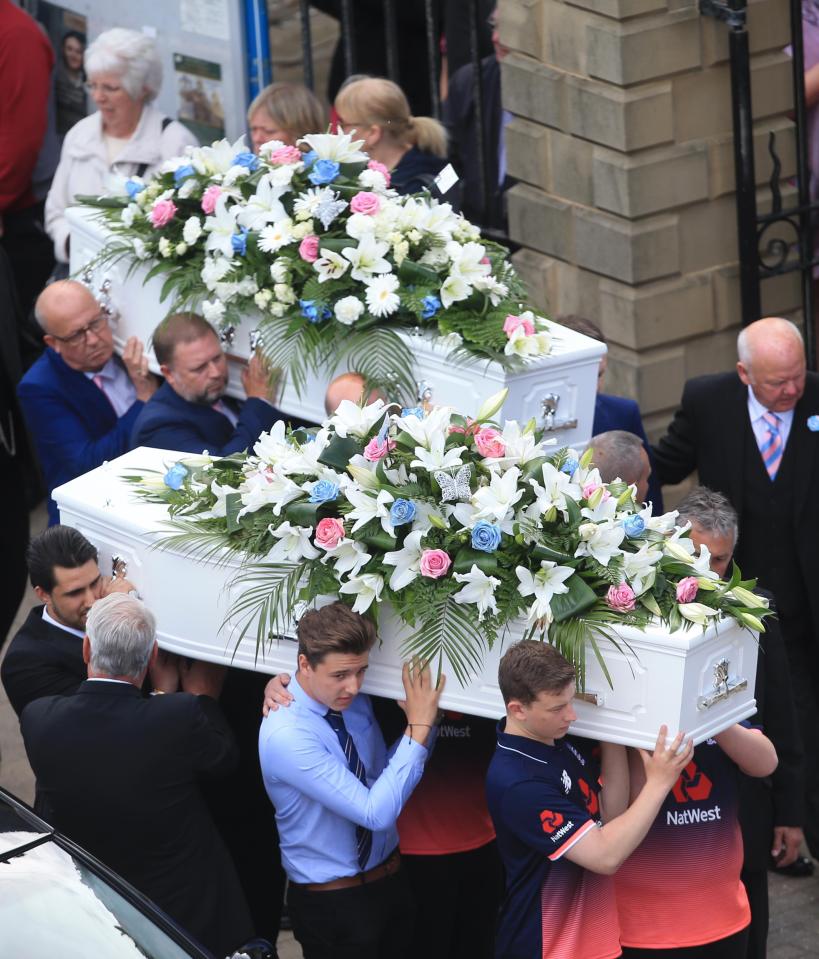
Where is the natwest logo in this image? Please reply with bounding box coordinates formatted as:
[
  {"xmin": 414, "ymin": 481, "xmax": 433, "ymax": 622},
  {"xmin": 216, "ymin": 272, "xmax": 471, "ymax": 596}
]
[
  {"xmin": 540, "ymin": 809, "xmax": 565, "ymax": 834},
  {"xmin": 672, "ymin": 761, "xmax": 713, "ymax": 803},
  {"xmin": 578, "ymin": 778, "xmax": 599, "ymax": 816}
]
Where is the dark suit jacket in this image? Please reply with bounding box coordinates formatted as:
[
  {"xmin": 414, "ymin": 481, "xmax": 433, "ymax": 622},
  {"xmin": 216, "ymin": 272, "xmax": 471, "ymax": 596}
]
[
  {"xmin": 653, "ymin": 371, "xmax": 819, "ymax": 625},
  {"xmin": 131, "ymin": 381, "xmax": 280, "ymax": 455},
  {"xmin": 21, "ymin": 680, "xmax": 253, "ymax": 956},
  {"xmin": 593, "ymin": 392, "xmax": 664, "ymax": 513},
  {"xmin": 740, "ymin": 603, "xmax": 805, "ymax": 870},
  {"xmin": 1, "ymin": 604, "xmax": 86, "ymax": 717},
  {"xmin": 17, "ymin": 348, "xmax": 144, "ymax": 524}
]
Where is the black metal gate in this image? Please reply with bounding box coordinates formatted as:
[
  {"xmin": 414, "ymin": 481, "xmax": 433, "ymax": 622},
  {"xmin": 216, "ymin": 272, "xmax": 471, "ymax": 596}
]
[{"xmin": 700, "ymin": 0, "xmax": 818, "ymax": 367}]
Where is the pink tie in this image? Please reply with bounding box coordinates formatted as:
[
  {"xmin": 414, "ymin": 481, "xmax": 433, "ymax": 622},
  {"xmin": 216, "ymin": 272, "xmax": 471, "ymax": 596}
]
[
  {"xmin": 212, "ymin": 400, "xmax": 229, "ymax": 417},
  {"xmin": 93, "ymin": 374, "xmax": 114, "ymax": 410},
  {"xmin": 760, "ymin": 412, "xmax": 783, "ymax": 480}
]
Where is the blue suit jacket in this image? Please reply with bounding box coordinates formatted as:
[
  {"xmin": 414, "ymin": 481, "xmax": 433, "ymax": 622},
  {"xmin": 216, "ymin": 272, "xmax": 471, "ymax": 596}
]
[
  {"xmin": 130, "ymin": 381, "xmax": 282, "ymax": 456},
  {"xmin": 593, "ymin": 392, "xmax": 664, "ymax": 513},
  {"xmin": 17, "ymin": 349, "xmax": 144, "ymax": 525}
]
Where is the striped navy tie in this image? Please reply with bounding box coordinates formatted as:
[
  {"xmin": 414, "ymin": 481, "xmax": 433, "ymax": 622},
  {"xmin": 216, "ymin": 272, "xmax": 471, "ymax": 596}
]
[{"xmin": 325, "ymin": 709, "xmax": 373, "ymax": 871}]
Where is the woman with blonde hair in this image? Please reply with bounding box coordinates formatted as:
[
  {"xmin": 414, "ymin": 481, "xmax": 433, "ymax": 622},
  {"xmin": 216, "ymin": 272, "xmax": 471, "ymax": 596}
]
[
  {"xmin": 335, "ymin": 77, "xmax": 449, "ymax": 195},
  {"xmin": 247, "ymin": 81, "xmax": 326, "ymax": 153}
]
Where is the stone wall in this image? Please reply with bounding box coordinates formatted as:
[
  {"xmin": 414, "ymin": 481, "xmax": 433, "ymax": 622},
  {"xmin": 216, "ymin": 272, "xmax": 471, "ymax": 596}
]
[{"xmin": 499, "ymin": 0, "xmax": 800, "ymax": 442}]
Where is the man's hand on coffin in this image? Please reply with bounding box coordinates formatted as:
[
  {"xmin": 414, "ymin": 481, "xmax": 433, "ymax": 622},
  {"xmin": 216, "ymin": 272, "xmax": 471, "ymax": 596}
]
[
  {"xmin": 180, "ymin": 658, "xmax": 227, "ymax": 700},
  {"xmin": 99, "ymin": 573, "xmax": 137, "ymax": 597},
  {"xmin": 242, "ymin": 353, "xmax": 279, "ymax": 404},
  {"xmin": 398, "ymin": 658, "xmax": 446, "ymax": 746},
  {"xmin": 122, "ymin": 336, "xmax": 159, "ymax": 402},
  {"xmin": 150, "ymin": 649, "xmax": 181, "ymax": 694},
  {"xmin": 262, "ymin": 672, "xmax": 294, "ymax": 717}
]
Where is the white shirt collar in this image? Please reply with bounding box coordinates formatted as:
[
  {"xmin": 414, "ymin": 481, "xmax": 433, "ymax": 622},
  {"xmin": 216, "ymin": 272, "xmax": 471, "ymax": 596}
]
[
  {"xmin": 42, "ymin": 606, "xmax": 86, "ymax": 639},
  {"xmin": 746, "ymin": 385, "xmax": 795, "ymax": 428}
]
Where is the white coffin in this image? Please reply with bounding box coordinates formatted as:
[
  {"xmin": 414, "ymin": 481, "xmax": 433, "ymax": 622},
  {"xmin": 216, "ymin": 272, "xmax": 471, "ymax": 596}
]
[
  {"xmin": 53, "ymin": 448, "xmax": 759, "ymax": 749},
  {"xmin": 67, "ymin": 206, "xmax": 605, "ymax": 447}
]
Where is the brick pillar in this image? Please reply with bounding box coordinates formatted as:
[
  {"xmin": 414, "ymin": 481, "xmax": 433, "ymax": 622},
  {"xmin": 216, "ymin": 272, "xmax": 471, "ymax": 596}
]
[{"xmin": 499, "ymin": 0, "xmax": 800, "ymax": 440}]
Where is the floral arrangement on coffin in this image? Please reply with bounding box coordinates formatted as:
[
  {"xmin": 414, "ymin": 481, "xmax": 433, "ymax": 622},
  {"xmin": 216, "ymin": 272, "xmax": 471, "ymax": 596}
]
[
  {"xmin": 79, "ymin": 131, "xmax": 546, "ymax": 400},
  {"xmin": 129, "ymin": 390, "xmax": 769, "ymax": 687}
]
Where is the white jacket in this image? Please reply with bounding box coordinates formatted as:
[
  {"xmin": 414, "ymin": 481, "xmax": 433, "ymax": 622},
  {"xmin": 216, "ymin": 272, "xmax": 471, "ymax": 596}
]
[{"xmin": 45, "ymin": 104, "xmax": 199, "ymax": 262}]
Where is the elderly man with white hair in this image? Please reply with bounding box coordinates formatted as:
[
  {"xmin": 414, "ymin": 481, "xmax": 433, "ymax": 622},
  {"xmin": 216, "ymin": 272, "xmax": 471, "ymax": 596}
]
[
  {"xmin": 45, "ymin": 27, "xmax": 198, "ymax": 266},
  {"xmin": 654, "ymin": 316, "xmax": 819, "ymax": 871},
  {"xmin": 20, "ymin": 592, "xmax": 255, "ymax": 955}
]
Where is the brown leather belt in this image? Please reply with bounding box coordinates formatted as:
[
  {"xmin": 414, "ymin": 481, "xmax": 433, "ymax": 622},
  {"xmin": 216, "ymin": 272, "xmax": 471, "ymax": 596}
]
[{"xmin": 292, "ymin": 850, "xmax": 402, "ymax": 893}]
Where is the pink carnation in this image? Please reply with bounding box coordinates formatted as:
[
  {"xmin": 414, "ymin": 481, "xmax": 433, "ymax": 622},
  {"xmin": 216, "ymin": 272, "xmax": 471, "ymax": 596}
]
[
  {"xmin": 606, "ymin": 582, "xmax": 637, "ymax": 613},
  {"xmin": 298, "ymin": 235, "xmax": 320, "ymax": 262},
  {"xmin": 474, "ymin": 427, "xmax": 506, "ymax": 458},
  {"xmin": 149, "ymin": 199, "xmax": 177, "ymax": 228},
  {"xmin": 201, "ymin": 185, "xmax": 223, "ymax": 214},
  {"xmin": 363, "ymin": 436, "xmax": 396, "ymax": 462},
  {"xmin": 675, "ymin": 576, "xmax": 699, "ymax": 604},
  {"xmin": 420, "ymin": 549, "xmax": 452, "ymax": 579},
  {"xmin": 582, "ymin": 482, "xmax": 611, "ymax": 501},
  {"xmin": 314, "ymin": 517, "xmax": 345, "ymax": 550},
  {"xmin": 350, "ymin": 191, "xmax": 381, "ymax": 215},
  {"xmin": 367, "ymin": 159, "xmax": 391, "ymax": 186},
  {"xmin": 503, "ymin": 313, "xmax": 535, "ymax": 337},
  {"xmin": 268, "ymin": 145, "xmax": 302, "ymax": 165}
]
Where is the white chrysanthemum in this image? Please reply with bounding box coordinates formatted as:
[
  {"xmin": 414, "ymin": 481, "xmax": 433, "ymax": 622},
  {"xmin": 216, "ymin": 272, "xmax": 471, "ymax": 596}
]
[
  {"xmin": 254, "ymin": 289, "xmax": 273, "ymax": 309},
  {"xmin": 202, "ymin": 299, "xmax": 226, "ymax": 323},
  {"xmin": 183, "ymin": 216, "xmax": 203, "ymax": 244},
  {"xmin": 346, "ymin": 211, "xmax": 377, "ymax": 240},
  {"xmin": 293, "ymin": 186, "xmax": 334, "ymax": 220},
  {"xmin": 358, "ymin": 168, "xmax": 388, "ymax": 192},
  {"xmin": 473, "ymin": 275, "xmax": 509, "ymax": 305},
  {"xmin": 270, "ymin": 258, "xmax": 289, "ymax": 283},
  {"xmin": 365, "ymin": 274, "xmax": 400, "ymax": 317},
  {"xmin": 201, "ymin": 256, "xmax": 233, "ymax": 290},
  {"xmin": 273, "ymin": 283, "xmax": 296, "ymax": 304},
  {"xmin": 175, "ymin": 242, "xmax": 188, "ymax": 256},
  {"xmin": 334, "ymin": 296, "xmax": 365, "ymax": 326},
  {"xmin": 258, "ymin": 217, "xmax": 295, "ymax": 253},
  {"xmin": 158, "ymin": 237, "xmax": 172, "ymax": 258}
]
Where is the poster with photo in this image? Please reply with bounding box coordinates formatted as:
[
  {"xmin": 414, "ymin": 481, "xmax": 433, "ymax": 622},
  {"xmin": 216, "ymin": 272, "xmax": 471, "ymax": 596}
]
[
  {"xmin": 174, "ymin": 53, "xmax": 225, "ymax": 144},
  {"xmin": 32, "ymin": 0, "xmax": 89, "ymax": 137}
]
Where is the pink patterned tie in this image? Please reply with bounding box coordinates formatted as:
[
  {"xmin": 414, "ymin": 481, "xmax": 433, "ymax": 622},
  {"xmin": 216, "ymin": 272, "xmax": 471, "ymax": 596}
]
[
  {"xmin": 760, "ymin": 411, "xmax": 783, "ymax": 480},
  {"xmin": 92, "ymin": 374, "xmax": 114, "ymax": 410}
]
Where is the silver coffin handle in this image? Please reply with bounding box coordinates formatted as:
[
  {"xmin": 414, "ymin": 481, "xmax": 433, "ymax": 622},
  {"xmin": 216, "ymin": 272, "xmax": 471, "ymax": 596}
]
[
  {"xmin": 541, "ymin": 392, "xmax": 578, "ymax": 433},
  {"xmin": 697, "ymin": 658, "xmax": 748, "ymax": 710}
]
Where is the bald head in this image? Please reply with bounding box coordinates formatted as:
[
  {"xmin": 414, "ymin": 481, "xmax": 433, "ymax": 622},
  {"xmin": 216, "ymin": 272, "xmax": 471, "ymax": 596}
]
[
  {"xmin": 736, "ymin": 317, "xmax": 806, "ymax": 413},
  {"xmin": 589, "ymin": 430, "xmax": 651, "ymax": 503},
  {"xmin": 324, "ymin": 372, "xmax": 384, "ymax": 416},
  {"xmin": 36, "ymin": 281, "xmax": 115, "ymax": 373}
]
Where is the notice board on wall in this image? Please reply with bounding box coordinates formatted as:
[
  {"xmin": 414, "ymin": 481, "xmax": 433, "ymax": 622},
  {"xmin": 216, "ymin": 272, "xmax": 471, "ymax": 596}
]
[{"xmin": 22, "ymin": 0, "xmax": 253, "ymax": 146}]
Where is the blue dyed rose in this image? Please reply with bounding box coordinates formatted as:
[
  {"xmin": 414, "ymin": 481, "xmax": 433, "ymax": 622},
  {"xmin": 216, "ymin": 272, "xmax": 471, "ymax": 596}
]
[
  {"xmin": 299, "ymin": 299, "xmax": 319, "ymax": 322},
  {"xmin": 560, "ymin": 457, "xmax": 580, "ymax": 476},
  {"xmin": 301, "ymin": 150, "xmax": 318, "ymax": 168},
  {"xmin": 125, "ymin": 179, "xmax": 145, "ymax": 199},
  {"xmin": 401, "ymin": 407, "xmax": 425, "ymax": 420},
  {"xmin": 471, "ymin": 521, "xmax": 502, "ymax": 553},
  {"xmin": 309, "ymin": 479, "xmax": 339, "ymax": 504},
  {"xmin": 421, "ymin": 295, "xmax": 441, "ymax": 320},
  {"xmin": 231, "ymin": 227, "xmax": 249, "ymax": 256},
  {"xmin": 173, "ymin": 164, "xmax": 196, "ymax": 185},
  {"xmin": 233, "ymin": 151, "xmax": 259, "ymax": 171},
  {"xmin": 163, "ymin": 463, "xmax": 188, "ymax": 490},
  {"xmin": 623, "ymin": 514, "xmax": 646, "ymax": 537},
  {"xmin": 308, "ymin": 158, "xmax": 341, "ymax": 186},
  {"xmin": 389, "ymin": 499, "xmax": 417, "ymax": 526}
]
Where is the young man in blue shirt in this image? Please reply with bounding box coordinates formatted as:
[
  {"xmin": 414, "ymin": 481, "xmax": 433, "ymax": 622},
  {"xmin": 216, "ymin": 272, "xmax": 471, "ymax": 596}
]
[
  {"xmin": 258, "ymin": 601, "xmax": 444, "ymax": 959},
  {"xmin": 486, "ymin": 640, "xmax": 695, "ymax": 959}
]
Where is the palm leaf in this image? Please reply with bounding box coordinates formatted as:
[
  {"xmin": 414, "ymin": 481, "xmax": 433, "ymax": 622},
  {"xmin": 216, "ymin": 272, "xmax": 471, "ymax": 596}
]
[
  {"xmin": 400, "ymin": 595, "xmax": 487, "ymax": 687},
  {"xmin": 333, "ymin": 326, "xmax": 417, "ymax": 404},
  {"xmin": 225, "ymin": 561, "xmax": 307, "ymax": 664}
]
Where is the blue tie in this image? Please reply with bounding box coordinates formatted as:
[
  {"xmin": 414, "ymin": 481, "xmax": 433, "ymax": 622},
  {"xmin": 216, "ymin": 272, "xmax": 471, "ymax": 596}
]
[{"xmin": 325, "ymin": 709, "xmax": 373, "ymax": 870}]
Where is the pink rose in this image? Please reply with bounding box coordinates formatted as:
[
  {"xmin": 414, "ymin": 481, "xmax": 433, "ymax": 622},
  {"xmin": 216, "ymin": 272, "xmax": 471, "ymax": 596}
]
[
  {"xmin": 582, "ymin": 482, "xmax": 611, "ymax": 501},
  {"xmin": 298, "ymin": 235, "xmax": 320, "ymax": 262},
  {"xmin": 474, "ymin": 427, "xmax": 506, "ymax": 458},
  {"xmin": 363, "ymin": 436, "xmax": 396, "ymax": 462},
  {"xmin": 503, "ymin": 313, "xmax": 535, "ymax": 337},
  {"xmin": 201, "ymin": 184, "xmax": 223, "ymax": 214},
  {"xmin": 420, "ymin": 549, "xmax": 452, "ymax": 579},
  {"xmin": 448, "ymin": 418, "xmax": 478, "ymax": 436},
  {"xmin": 675, "ymin": 576, "xmax": 699, "ymax": 604},
  {"xmin": 367, "ymin": 159, "xmax": 391, "ymax": 186},
  {"xmin": 268, "ymin": 145, "xmax": 302, "ymax": 165},
  {"xmin": 149, "ymin": 199, "xmax": 177, "ymax": 228},
  {"xmin": 606, "ymin": 582, "xmax": 637, "ymax": 613},
  {"xmin": 350, "ymin": 191, "xmax": 381, "ymax": 215},
  {"xmin": 315, "ymin": 517, "xmax": 345, "ymax": 550}
]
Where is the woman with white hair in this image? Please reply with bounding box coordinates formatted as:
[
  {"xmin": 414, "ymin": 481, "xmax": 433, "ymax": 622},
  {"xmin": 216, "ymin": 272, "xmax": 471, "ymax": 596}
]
[{"xmin": 45, "ymin": 27, "xmax": 198, "ymax": 266}]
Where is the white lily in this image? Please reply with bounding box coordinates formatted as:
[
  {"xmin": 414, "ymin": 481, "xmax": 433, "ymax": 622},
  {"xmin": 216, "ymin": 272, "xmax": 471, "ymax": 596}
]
[
  {"xmin": 689, "ymin": 541, "xmax": 720, "ymax": 580},
  {"xmin": 253, "ymin": 420, "xmax": 292, "ymax": 466},
  {"xmin": 452, "ymin": 564, "xmax": 501, "ymax": 620},
  {"xmin": 396, "ymin": 405, "xmax": 452, "ymax": 449},
  {"xmin": 190, "ymin": 136, "xmax": 246, "ymax": 176},
  {"xmin": 342, "ymin": 234, "xmax": 392, "ymax": 282},
  {"xmin": 282, "ymin": 428, "xmax": 333, "ymax": 476},
  {"xmin": 410, "ymin": 436, "xmax": 466, "ymax": 471},
  {"xmin": 329, "ymin": 398, "xmax": 388, "ymax": 438},
  {"xmin": 574, "ymin": 520, "xmax": 625, "ymax": 566},
  {"xmin": 622, "ymin": 543, "xmax": 664, "ymax": 596},
  {"xmin": 203, "ymin": 195, "xmax": 239, "ymax": 258},
  {"xmin": 299, "ymin": 131, "xmax": 369, "ymax": 163},
  {"xmin": 515, "ymin": 561, "xmax": 574, "ymax": 624},
  {"xmin": 323, "ymin": 538, "xmax": 371, "ymax": 579},
  {"xmin": 580, "ymin": 493, "xmax": 618, "ymax": 523},
  {"xmin": 527, "ymin": 461, "xmax": 583, "ymax": 519},
  {"xmin": 266, "ymin": 521, "xmax": 321, "ymax": 562},
  {"xmin": 314, "ymin": 248, "xmax": 349, "ymax": 282},
  {"xmin": 339, "ymin": 573, "xmax": 385, "ymax": 614},
  {"xmin": 638, "ymin": 503, "xmax": 680, "ymax": 533},
  {"xmin": 236, "ymin": 174, "xmax": 288, "ymax": 231},
  {"xmin": 346, "ymin": 487, "xmax": 395, "ymax": 535},
  {"xmin": 202, "ymin": 478, "xmax": 233, "ymax": 519},
  {"xmin": 504, "ymin": 326, "xmax": 552, "ymax": 359},
  {"xmin": 238, "ymin": 471, "xmax": 303, "ymax": 517},
  {"xmin": 382, "ymin": 529, "xmax": 424, "ymax": 590},
  {"xmin": 472, "ymin": 466, "xmax": 524, "ymax": 530},
  {"xmin": 447, "ymin": 240, "xmax": 492, "ymax": 284},
  {"xmin": 440, "ymin": 272, "xmax": 470, "ymax": 309},
  {"xmin": 678, "ymin": 602, "xmax": 720, "ymax": 626}
]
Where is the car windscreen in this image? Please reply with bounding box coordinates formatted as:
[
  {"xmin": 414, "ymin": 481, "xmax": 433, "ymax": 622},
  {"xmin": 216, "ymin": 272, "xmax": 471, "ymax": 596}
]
[{"xmin": 0, "ymin": 831, "xmax": 198, "ymax": 958}]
